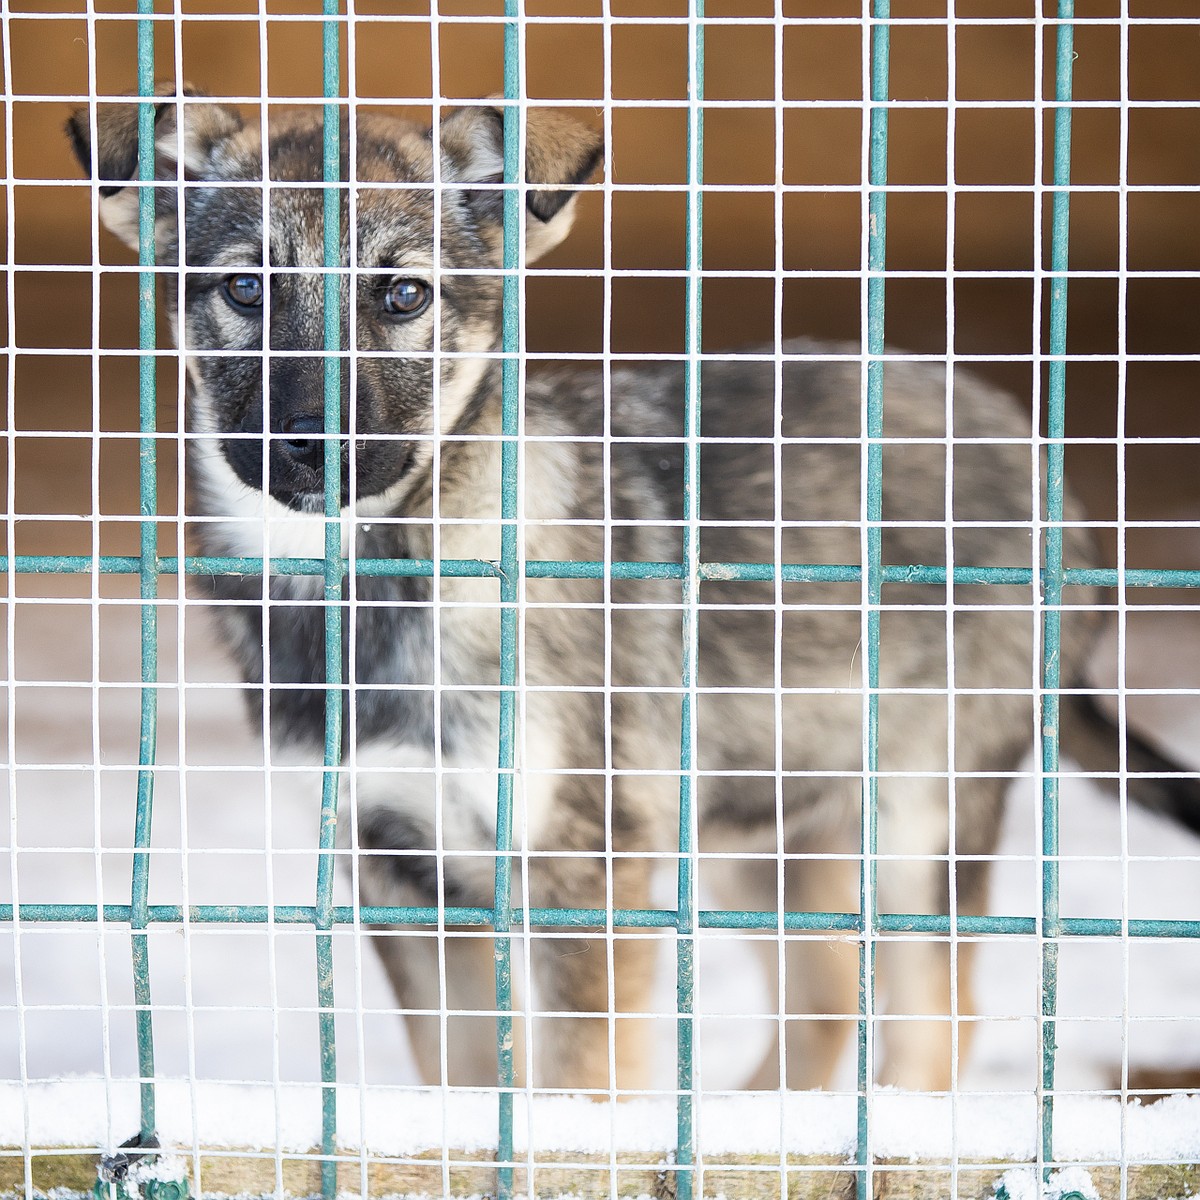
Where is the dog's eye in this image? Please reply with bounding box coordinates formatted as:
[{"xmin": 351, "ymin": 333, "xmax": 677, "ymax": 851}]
[
  {"xmin": 382, "ymin": 278, "xmax": 430, "ymax": 319},
  {"xmin": 223, "ymin": 274, "xmax": 264, "ymax": 311}
]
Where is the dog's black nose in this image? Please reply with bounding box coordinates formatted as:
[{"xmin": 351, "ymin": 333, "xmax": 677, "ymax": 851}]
[{"xmin": 279, "ymin": 412, "xmax": 325, "ymax": 458}]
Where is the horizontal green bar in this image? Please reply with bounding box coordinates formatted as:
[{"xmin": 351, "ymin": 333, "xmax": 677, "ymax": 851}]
[
  {"xmin": 5, "ymin": 554, "xmax": 1200, "ymax": 589},
  {"xmin": 3, "ymin": 903, "xmax": 1199, "ymax": 939}
]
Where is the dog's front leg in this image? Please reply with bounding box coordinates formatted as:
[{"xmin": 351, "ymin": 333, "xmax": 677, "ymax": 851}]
[
  {"xmin": 354, "ymin": 757, "xmax": 522, "ymax": 1088},
  {"xmin": 524, "ymin": 849, "xmax": 658, "ymax": 1094},
  {"xmin": 369, "ymin": 925, "xmax": 512, "ymax": 1087}
]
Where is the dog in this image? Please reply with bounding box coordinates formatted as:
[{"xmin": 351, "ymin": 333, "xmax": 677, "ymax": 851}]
[{"xmin": 68, "ymin": 88, "xmax": 1200, "ymax": 1095}]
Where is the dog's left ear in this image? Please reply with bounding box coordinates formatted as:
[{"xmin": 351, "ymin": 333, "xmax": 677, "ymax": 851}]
[{"xmin": 439, "ymin": 105, "xmax": 602, "ymax": 263}]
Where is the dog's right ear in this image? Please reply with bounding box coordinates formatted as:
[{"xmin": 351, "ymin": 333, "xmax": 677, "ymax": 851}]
[
  {"xmin": 439, "ymin": 104, "xmax": 603, "ymax": 264},
  {"xmin": 66, "ymin": 84, "xmax": 244, "ymax": 253}
]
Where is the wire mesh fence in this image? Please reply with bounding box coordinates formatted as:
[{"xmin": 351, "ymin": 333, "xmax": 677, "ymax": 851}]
[{"xmin": 3, "ymin": 2, "xmax": 1200, "ymax": 1199}]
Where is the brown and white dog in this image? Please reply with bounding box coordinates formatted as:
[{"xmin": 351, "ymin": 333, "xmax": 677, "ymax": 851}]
[{"xmin": 67, "ymin": 88, "xmax": 1199, "ymax": 1094}]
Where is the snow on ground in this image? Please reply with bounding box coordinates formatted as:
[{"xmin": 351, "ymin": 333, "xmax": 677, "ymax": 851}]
[
  {"xmin": 1, "ymin": 598, "xmax": 1199, "ymax": 1156},
  {"xmin": 2, "ymin": 1079, "xmax": 1200, "ymax": 1164}
]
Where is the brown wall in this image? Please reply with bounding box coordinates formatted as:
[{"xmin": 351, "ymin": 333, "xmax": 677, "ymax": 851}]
[{"xmin": 4, "ymin": 0, "xmax": 1199, "ymax": 568}]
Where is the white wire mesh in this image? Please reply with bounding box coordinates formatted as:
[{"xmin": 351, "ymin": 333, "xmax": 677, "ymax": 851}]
[{"xmin": 0, "ymin": 3, "xmax": 1199, "ymax": 1199}]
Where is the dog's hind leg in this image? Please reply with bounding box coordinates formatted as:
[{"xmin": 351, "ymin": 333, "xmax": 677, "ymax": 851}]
[
  {"xmin": 871, "ymin": 771, "xmax": 956, "ymax": 1091},
  {"xmin": 873, "ymin": 767, "xmax": 1005, "ymax": 1092}
]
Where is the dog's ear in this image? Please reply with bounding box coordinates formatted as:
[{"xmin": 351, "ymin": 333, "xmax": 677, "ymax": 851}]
[
  {"xmin": 439, "ymin": 104, "xmax": 602, "ymax": 263},
  {"xmin": 66, "ymin": 84, "xmax": 244, "ymax": 253}
]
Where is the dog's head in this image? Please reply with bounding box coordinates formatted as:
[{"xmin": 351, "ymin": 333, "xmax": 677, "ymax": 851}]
[{"xmin": 67, "ymin": 88, "xmax": 601, "ymax": 512}]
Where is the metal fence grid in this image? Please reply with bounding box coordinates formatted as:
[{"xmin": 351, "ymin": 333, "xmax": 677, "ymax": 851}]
[{"xmin": 3, "ymin": 3, "xmax": 1200, "ymax": 1200}]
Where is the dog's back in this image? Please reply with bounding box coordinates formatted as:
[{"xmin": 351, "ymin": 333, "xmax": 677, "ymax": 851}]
[{"xmin": 516, "ymin": 339, "xmax": 1100, "ymax": 819}]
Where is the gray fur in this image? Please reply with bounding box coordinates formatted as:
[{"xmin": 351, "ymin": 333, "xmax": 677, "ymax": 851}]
[{"xmin": 69, "ymin": 89, "xmax": 1187, "ymax": 1093}]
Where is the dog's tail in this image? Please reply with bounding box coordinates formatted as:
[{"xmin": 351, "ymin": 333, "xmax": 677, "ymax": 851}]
[{"xmin": 1061, "ymin": 692, "xmax": 1200, "ymax": 835}]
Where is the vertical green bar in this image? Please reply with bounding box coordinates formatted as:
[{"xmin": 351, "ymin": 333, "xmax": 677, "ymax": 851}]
[
  {"xmin": 675, "ymin": 4, "xmax": 703, "ymax": 1199},
  {"xmin": 494, "ymin": 5, "xmax": 521, "ymax": 1196},
  {"xmin": 131, "ymin": 0, "xmax": 159, "ymax": 1147},
  {"xmin": 1040, "ymin": 0, "xmax": 1075, "ymax": 1174},
  {"xmin": 316, "ymin": 5, "xmax": 344, "ymax": 1198},
  {"xmin": 856, "ymin": 4, "xmax": 888, "ymax": 1196}
]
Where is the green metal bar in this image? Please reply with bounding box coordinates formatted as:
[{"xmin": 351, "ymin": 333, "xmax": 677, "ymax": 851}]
[
  {"xmin": 494, "ymin": 8, "xmax": 521, "ymax": 1195},
  {"xmin": 1040, "ymin": 1, "xmax": 1075, "ymax": 1177},
  {"xmin": 9, "ymin": 553, "xmax": 1200, "ymax": 590},
  {"xmin": 857, "ymin": 4, "xmax": 889, "ymax": 1194},
  {"xmin": 8, "ymin": 902, "xmax": 1200, "ymax": 939},
  {"xmin": 675, "ymin": 5, "xmax": 704, "ymax": 1198},
  {"xmin": 316, "ymin": 7, "xmax": 344, "ymax": 1198},
  {"xmin": 130, "ymin": 0, "xmax": 159, "ymax": 1149}
]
